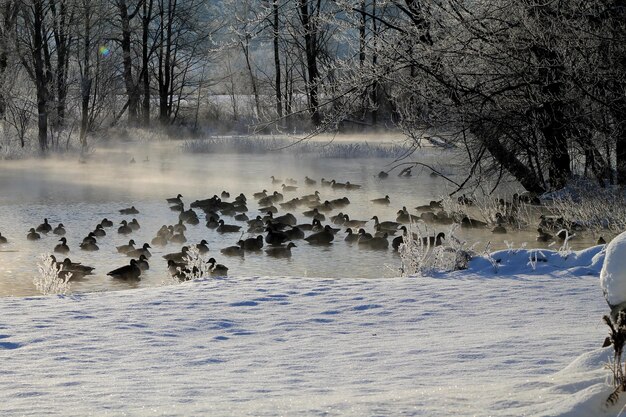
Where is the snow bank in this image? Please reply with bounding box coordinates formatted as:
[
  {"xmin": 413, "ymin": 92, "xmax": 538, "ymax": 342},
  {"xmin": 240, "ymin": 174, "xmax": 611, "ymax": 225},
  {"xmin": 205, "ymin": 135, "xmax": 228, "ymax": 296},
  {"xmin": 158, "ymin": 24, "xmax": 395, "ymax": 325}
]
[
  {"xmin": 601, "ymin": 230, "xmax": 626, "ymax": 308},
  {"xmin": 0, "ymin": 257, "xmax": 612, "ymax": 416}
]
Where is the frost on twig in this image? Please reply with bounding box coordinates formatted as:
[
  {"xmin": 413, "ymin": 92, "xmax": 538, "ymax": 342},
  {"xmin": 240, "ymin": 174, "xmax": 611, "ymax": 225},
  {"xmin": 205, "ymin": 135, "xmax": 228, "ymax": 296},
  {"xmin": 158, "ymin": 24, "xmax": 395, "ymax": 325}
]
[{"xmin": 34, "ymin": 254, "xmax": 71, "ymax": 295}]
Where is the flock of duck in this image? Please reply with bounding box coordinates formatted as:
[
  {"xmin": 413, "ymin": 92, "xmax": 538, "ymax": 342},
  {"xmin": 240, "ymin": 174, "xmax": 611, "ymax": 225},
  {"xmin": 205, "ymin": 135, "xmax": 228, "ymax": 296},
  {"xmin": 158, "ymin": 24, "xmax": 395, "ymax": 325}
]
[{"xmin": 0, "ymin": 175, "xmax": 601, "ymax": 286}]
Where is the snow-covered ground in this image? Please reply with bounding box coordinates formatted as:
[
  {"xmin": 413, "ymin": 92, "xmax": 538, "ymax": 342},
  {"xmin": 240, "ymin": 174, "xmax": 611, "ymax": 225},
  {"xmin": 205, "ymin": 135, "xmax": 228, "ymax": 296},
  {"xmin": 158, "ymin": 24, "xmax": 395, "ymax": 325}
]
[{"xmin": 1, "ymin": 245, "xmax": 623, "ymax": 416}]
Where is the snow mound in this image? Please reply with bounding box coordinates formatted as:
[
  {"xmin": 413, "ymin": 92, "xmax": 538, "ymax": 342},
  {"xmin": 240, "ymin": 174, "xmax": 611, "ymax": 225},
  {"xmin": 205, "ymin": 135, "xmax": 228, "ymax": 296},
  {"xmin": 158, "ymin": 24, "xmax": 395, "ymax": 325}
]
[
  {"xmin": 467, "ymin": 245, "xmax": 605, "ymax": 277},
  {"xmin": 600, "ymin": 230, "xmax": 626, "ymax": 307}
]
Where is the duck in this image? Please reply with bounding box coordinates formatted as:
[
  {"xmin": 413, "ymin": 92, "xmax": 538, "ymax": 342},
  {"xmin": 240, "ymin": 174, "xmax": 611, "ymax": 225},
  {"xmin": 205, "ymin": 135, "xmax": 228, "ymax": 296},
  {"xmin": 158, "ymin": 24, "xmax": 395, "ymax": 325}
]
[
  {"xmin": 117, "ymin": 239, "xmax": 136, "ymax": 254},
  {"xmin": 167, "ymin": 260, "xmax": 191, "ymax": 280},
  {"xmin": 221, "ymin": 242, "xmax": 245, "ymax": 257},
  {"xmin": 60, "ymin": 257, "xmax": 95, "ymax": 275},
  {"xmin": 253, "ymin": 189, "xmax": 268, "ymax": 199},
  {"xmin": 330, "ymin": 179, "xmax": 346, "ymax": 189},
  {"xmin": 172, "ymin": 220, "xmax": 186, "ymax": 234},
  {"xmin": 301, "ymin": 190, "xmax": 321, "ymax": 202},
  {"xmin": 304, "ymin": 176, "xmax": 316, "ymax": 185},
  {"xmin": 422, "ymin": 232, "xmax": 446, "ymax": 247},
  {"xmin": 371, "ymin": 215, "xmax": 400, "ymax": 231},
  {"xmin": 265, "ymin": 227, "xmax": 290, "ymax": 246},
  {"xmin": 358, "ymin": 228, "xmax": 373, "ymax": 241},
  {"xmin": 282, "ymin": 184, "xmax": 298, "ymax": 192},
  {"xmin": 371, "ymin": 195, "xmax": 390, "ymax": 205},
  {"xmin": 163, "ymin": 246, "xmax": 191, "ymax": 263},
  {"xmin": 82, "ymin": 232, "xmax": 97, "ymax": 245},
  {"xmin": 345, "ymin": 181, "xmax": 361, "ymax": 190},
  {"xmin": 54, "ymin": 237, "xmax": 70, "ymax": 254},
  {"xmin": 396, "ymin": 207, "xmax": 420, "ymax": 224},
  {"xmin": 460, "ymin": 216, "xmax": 487, "ymax": 228},
  {"xmin": 27, "ymin": 228, "xmax": 41, "ymax": 240},
  {"xmin": 90, "ymin": 224, "xmax": 105, "ymax": 238},
  {"xmin": 304, "ymin": 225, "xmax": 335, "ymax": 245},
  {"xmin": 79, "ymin": 241, "xmax": 99, "ymax": 251},
  {"xmin": 266, "ymin": 242, "xmax": 296, "ymax": 258},
  {"xmin": 234, "ymin": 213, "xmax": 249, "ymax": 222},
  {"xmin": 119, "ymin": 206, "xmax": 139, "ymax": 215},
  {"xmin": 118, "ymin": 220, "xmax": 133, "ymax": 235},
  {"xmin": 221, "ymin": 190, "xmax": 230, "ymax": 199},
  {"xmin": 166, "ymin": 194, "xmax": 183, "ymax": 204},
  {"xmin": 100, "ymin": 218, "xmax": 114, "ymax": 227},
  {"xmin": 259, "ymin": 205, "xmax": 278, "ymax": 214},
  {"xmin": 151, "ymin": 234, "xmax": 168, "ymax": 246},
  {"xmin": 136, "ymin": 254, "xmax": 150, "ymax": 271},
  {"xmin": 360, "ymin": 233, "xmax": 389, "ymax": 250},
  {"xmin": 320, "ymin": 178, "xmax": 332, "ymax": 187},
  {"xmin": 303, "ymin": 208, "xmax": 326, "ymax": 221},
  {"xmin": 242, "ymin": 235, "xmax": 264, "ymax": 251},
  {"xmin": 329, "ymin": 197, "xmax": 350, "ymax": 209},
  {"xmin": 195, "ymin": 239, "xmax": 210, "ymax": 254},
  {"xmin": 170, "ymin": 232, "xmax": 187, "ymax": 244},
  {"xmin": 374, "ymin": 224, "xmax": 396, "ymax": 237},
  {"xmin": 235, "ymin": 193, "xmax": 247, "ymax": 203},
  {"xmin": 170, "ymin": 202, "xmax": 184, "ymax": 212},
  {"xmin": 330, "ymin": 212, "xmax": 345, "ymax": 225},
  {"xmin": 217, "ymin": 220, "xmax": 241, "ymax": 233},
  {"xmin": 0, "ymin": 232, "xmax": 7, "ymax": 244},
  {"xmin": 270, "ymin": 175, "xmax": 282, "ymax": 184},
  {"xmin": 206, "ymin": 216, "xmax": 220, "ymax": 229},
  {"xmin": 273, "ymin": 213, "xmax": 297, "ymax": 226},
  {"xmin": 107, "ymin": 259, "xmax": 141, "ymax": 280},
  {"xmin": 36, "ymin": 218, "xmax": 52, "ymax": 233},
  {"xmin": 208, "ymin": 258, "xmax": 228, "ymax": 276},
  {"xmin": 284, "ymin": 226, "xmax": 305, "ymax": 240},
  {"xmin": 53, "ymin": 223, "xmax": 66, "ymax": 235},
  {"xmin": 491, "ymin": 225, "xmax": 507, "ymax": 234},
  {"xmin": 127, "ymin": 243, "xmax": 151, "ymax": 258},
  {"xmin": 344, "ymin": 228, "xmax": 359, "ymax": 243},
  {"xmin": 343, "ymin": 214, "xmax": 368, "ymax": 228},
  {"xmin": 536, "ymin": 227, "xmax": 553, "ymax": 242}
]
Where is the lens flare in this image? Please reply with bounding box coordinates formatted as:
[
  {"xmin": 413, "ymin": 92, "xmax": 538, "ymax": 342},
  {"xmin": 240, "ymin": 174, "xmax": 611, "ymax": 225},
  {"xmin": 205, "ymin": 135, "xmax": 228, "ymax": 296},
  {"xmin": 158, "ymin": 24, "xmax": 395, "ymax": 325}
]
[{"xmin": 99, "ymin": 46, "xmax": 110, "ymax": 57}]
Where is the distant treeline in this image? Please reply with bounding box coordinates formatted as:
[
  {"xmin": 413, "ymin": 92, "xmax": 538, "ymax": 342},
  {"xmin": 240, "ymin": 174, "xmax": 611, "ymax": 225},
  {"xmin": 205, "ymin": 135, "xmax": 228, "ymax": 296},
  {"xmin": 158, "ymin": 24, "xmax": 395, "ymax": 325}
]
[{"xmin": 0, "ymin": 1, "xmax": 624, "ymax": 192}]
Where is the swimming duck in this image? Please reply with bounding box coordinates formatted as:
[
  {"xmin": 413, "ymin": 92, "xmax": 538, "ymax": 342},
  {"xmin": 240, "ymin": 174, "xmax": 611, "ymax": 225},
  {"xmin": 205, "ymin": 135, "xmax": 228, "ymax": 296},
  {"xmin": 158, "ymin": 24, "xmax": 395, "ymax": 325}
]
[
  {"xmin": 330, "ymin": 212, "xmax": 345, "ymax": 225},
  {"xmin": 206, "ymin": 216, "xmax": 220, "ymax": 229},
  {"xmin": 304, "ymin": 176, "xmax": 316, "ymax": 186},
  {"xmin": 54, "ymin": 237, "xmax": 70, "ymax": 254},
  {"xmin": 303, "ymin": 208, "xmax": 325, "ymax": 222},
  {"xmin": 536, "ymin": 227, "xmax": 553, "ymax": 242},
  {"xmin": 344, "ymin": 228, "xmax": 359, "ymax": 243},
  {"xmin": 329, "ymin": 197, "xmax": 350, "ymax": 209},
  {"xmin": 195, "ymin": 239, "xmax": 210, "ymax": 254},
  {"xmin": 396, "ymin": 207, "xmax": 420, "ymax": 224},
  {"xmin": 167, "ymin": 259, "xmax": 190, "ymax": 280},
  {"xmin": 151, "ymin": 234, "xmax": 168, "ymax": 246},
  {"xmin": 107, "ymin": 259, "xmax": 141, "ymax": 280},
  {"xmin": 330, "ymin": 179, "xmax": 346, "ymax": 189},
  {"xmin": 173, "ymin": 220, "xmax": 187, "ymax": 234},
  {"xmin": 167, "ymin": 194, "xmax": 183, "ymax": 204},
  {"xmin": 119, "ymin": 206, "xmax": 139, "ymax": 215},
  {"xmin": 266, "ymin": 242, "xmax": 296, "ymax": 258},
  {"xmin": 345, "ymin": 181, "xmax": 361, "ymax": 190},
  {"xmin": 253, "ymin": 189, "xmax": 268, "ymax": 199},
  {"xmin": 127, "ymin": 243, "xmax": 151, "ymax": 258},
  {"xmin": 170, "ymin": 232, "xmax": 187, "ymax": 244},
  {"xmin": 422, "ymin": 232, "xmax": 446, "ymax": 247},
  {"xmin": 36, "ymin": 218, "xmax": 52, "ymax": 233},
  {"xmin": 234, "ymin": 213, "xmax": 249, "ymax": 222},
  {"xmin": 235, "ymin": 193, "xmax": 247, "ymax": 203},
  {"xmin": 304, "ymin": 225, "xmax": 335, "ymax": 245},
  {"xmin": 100, "ymin": 218, "xmax": 114, "ymax": 227},
  {"xmin": 491, "ymin": 225, "xmax": 507, "ymax": 234},
  {"xmin": 208, "ymin": 258, "xmax": 228, "ymax": 276},
  {"xmin": 118, "ymin": 220, "xmax": 133, "ymax": 235},
  {"xmin": 79, "ymin": 241, "xmax": 99, "ymax": 251},
  {"xmin": 371, "ymin": 195, "xmax": 390, "ymax": 205},
  {"xmin": 221, "ymin": 241, "xmax": 245, "ymax": 257},
  {"xmin": 0, "ymin": 232, "xmax": 7, "ymax": 244},
  {"xmin": 259, "ymin": 205, "xmax": 278, "ymax": 214},
  {"xmin": 282, "ymin": 184, "xmax": 298, "ymax": 192},
  {"xmin": 61, "ymin": 258, "xmax": 94, "ymax": 275},
  {"xmin": 93, "ymin": 224, "xmax": 106, "ymax": 237},
  {"xmin": 265, "ymin": 227, "xmax": 290, "ymax": 246},
  {"xmin": 320, "ymin": 178, "xmax": 332, "ymax": 187},
  {"xmin": 284, "ymin": 226, "xmax": 305, "ymax": 240},
  {"xmin": 26, "ymin": 227, "xmax": 41, "ymax": 240},
  {"xmin": 117, "ymin": 239, "xmax": 136, "ymax": 254},
  {"xmin": 217, "ymin": 220, "xmax": 241, "ymax": 233},
  {"xmin": 374, "ymin": 224, "xmax": 396, "ymax": 237},
  {"xmin": 170, "ymin": 202, "xmax": 184, "ymax": 212},
  {"xmin": 242, "ymin": 235, "xmax": 264, "ymax": 251},
  {"xmin": 163, "ymin": 246, "xmax": 191, "ymax": 263},
  {"xmin": 136, "ymin": 254, "xmax": 150, "ymax": 271},
  {"xmin": 273, "ymin": 213, "xmax": 297, "ymax": 226},
  {"xmin": 270, "ymin": 176, "xmax": 282, "ymax": 184},
  {"xmin": 371, "ymin": 215, "xmax": 400, "ymax": 231},
  {"xmin": 301, "ymin": 191, "xmax": 321, "ymax": 202},
  {"xmin": 460, "ymin": 216, "xmax": 487, "ymax": 228},
  {"xmin": 361, "ymin": 233, "xmax": 389, "ymax": 250},
  {"xmin": 221, "ymin": 190, "xmax": 230, "ymax": 199},
  {"xmin": 343, "ymin": 214, "xmax": 368, "ymax": 228},
  {"xmin": 53, "ymin": 223, "xmax": 66, "ymax": 235}
]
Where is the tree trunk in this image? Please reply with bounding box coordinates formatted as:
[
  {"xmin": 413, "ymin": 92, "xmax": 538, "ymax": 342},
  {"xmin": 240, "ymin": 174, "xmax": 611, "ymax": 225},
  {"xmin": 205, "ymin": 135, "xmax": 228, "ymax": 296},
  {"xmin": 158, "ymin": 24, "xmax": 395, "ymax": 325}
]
[
  {"xmin": 298, "ymin": 0, "xmax": 321, "ymax": 126},
  {"xmin": 272, "ymin": 0, "xmax": 282, "ymax": 119},
  {"xmin": 141, "ymin": 0, "xmax": 153, "ymax": 126},
  {"xmin": 118, "ymin": 0, "xmax": 140, "ymax": 125}
]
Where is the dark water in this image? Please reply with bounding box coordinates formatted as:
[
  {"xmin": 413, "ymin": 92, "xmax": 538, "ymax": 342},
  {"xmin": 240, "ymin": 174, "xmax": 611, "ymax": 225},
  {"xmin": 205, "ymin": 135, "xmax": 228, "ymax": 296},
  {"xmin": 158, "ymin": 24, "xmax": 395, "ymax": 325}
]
[{"xmin": 0, "ymin": 141, "xmax": 600, "ymax": 296}]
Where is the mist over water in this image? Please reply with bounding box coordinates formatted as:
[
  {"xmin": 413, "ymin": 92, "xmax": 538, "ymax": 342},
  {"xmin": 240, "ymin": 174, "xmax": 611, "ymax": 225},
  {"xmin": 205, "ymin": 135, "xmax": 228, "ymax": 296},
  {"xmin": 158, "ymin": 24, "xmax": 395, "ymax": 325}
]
[{"xmin": 0, "ymin": 137, "xmax": 600, "ymax": 297}]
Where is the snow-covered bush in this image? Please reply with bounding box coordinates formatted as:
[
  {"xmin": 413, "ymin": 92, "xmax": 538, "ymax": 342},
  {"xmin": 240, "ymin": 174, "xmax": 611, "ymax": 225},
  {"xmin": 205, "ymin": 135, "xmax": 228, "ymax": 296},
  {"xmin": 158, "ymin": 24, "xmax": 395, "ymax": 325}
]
[
  {"xmin": 34, "ymin": 254, "xmax": 71, "ymax": 296},
  {"xmin": 399, "ymin": 224, "xmax": 474, "ymax": 276},
  {"xmin": 165, "ymin": 246, "xmax": 212, "ymax": 284}
]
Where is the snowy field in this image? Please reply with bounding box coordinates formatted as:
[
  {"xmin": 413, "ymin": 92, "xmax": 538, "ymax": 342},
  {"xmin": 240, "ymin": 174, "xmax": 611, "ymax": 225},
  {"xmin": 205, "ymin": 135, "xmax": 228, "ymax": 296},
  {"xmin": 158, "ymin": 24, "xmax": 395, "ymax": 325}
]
[{"xmin": 1, "ymin": 246, "xmax": 624, "ymax": 416}]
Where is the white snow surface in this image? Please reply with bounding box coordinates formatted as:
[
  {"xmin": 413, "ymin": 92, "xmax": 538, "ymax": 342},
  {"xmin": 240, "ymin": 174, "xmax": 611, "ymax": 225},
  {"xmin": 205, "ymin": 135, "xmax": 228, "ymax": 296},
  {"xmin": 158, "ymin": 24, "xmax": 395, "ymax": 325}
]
[
  {"xmin": 2, "ymin": 245, "xmax": 624, "ymax": 416},
  {"xmin": 600, "ymin": 230, "xmax": 626, "ymax": 307}
]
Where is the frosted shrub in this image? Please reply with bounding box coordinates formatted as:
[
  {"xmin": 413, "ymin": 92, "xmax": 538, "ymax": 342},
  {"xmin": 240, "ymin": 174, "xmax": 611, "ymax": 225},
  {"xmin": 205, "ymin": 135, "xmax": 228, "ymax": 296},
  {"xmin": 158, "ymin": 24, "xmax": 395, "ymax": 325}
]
[
  {"xmin": 35, "ymin": 254, "xmax": 71, "ymax": 295},
  {"xmin": 398, "ymin": 224, "xmax": 474, "ymax": 276},
  {"xmin": 603, "ymin": 311, "xmax": 626, "ymax": 408},
  {"xmin": 165, "ymin": 246, "xmax": 212, "ymax": 284}
]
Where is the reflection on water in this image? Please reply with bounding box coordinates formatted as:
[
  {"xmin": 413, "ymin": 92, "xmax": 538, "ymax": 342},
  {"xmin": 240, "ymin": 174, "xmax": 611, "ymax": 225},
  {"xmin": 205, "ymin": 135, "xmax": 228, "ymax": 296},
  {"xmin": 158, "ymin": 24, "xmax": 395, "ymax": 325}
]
[{"xmin": 0, "ymin": 140, "xmax": 602, "ymax": 297}]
